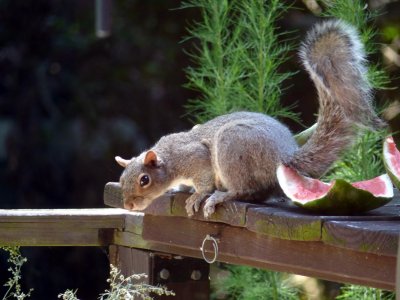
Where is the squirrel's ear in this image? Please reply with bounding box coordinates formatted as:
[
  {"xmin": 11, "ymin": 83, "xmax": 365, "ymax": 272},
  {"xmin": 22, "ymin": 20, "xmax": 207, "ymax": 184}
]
[
  {"xmin": 144, "ymin": 150, "xmax": 161, "ymax": 167},
  {"xmin": 115, "ymin": 156, "xmax": 131, "ymax": 168}
]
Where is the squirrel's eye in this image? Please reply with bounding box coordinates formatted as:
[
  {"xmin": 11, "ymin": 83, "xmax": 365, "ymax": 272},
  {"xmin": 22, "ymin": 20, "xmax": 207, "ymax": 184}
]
[{"xmin": 139, "ymin": 174, "xmax": 151, "ymax": 187}]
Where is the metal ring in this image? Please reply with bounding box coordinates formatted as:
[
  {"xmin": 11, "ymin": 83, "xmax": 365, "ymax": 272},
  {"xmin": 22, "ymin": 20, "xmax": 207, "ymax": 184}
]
[{"xmin": 200, "ymin": 234, "xmax": 219, "ymax": 264}]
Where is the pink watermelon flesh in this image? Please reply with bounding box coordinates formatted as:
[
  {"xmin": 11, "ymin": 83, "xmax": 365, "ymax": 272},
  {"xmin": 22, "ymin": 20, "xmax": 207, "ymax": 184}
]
[
  {"xmin": 277, "ymin": 165, "xmax": 332, "ymax": 203},
  {"xmin": 277, "ymin": 165, "xmax": 392, "ymax": 204},
  {"xmin": 385, "ymin": 136, "xmax": 400, "ymax": 177},
  {"xmin": 351, "ymin": 177, "xmax": 390, "ymax": 197}
]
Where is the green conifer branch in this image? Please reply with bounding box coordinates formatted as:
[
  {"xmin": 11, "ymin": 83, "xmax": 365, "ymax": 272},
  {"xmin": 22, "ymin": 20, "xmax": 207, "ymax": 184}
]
[{"xmin": 182, "ymin": 0, "xmax": 299, "ymax": 123}]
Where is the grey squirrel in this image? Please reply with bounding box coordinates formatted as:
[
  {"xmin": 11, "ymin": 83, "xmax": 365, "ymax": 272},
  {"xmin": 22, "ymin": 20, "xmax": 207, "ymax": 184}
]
[{"xmin": 115, "ymin": 20, "xmax": 384, "ymax": 218}]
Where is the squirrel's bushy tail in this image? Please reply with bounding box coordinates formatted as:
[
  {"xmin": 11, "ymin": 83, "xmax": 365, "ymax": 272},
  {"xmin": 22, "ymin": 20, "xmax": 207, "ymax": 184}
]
[{"xmin": 288, "ymin": 20, "xmax": 384, "ymax": 177}]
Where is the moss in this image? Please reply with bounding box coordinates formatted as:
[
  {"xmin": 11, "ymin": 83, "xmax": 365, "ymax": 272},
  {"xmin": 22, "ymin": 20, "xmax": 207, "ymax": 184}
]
[{"xmin": 253, "ymin": 219, "xmax": 321, "ymax": 241}]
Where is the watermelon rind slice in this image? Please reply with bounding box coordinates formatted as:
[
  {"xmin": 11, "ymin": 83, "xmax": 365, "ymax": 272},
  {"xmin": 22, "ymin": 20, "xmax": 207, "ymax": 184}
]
[
  {"xmin": 294, "ymin": 123, "xmax": 317, "ymax": 146},
  {"xmin": 383, "ymin": 136, "xmax": 400, "ymax": 190},
  {"xmin": 277, "ymin": 165, "xmax": 393, "ymax": 214}
]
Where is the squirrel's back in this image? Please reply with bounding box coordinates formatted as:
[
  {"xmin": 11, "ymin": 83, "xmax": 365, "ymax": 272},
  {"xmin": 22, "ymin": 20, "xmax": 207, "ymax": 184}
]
[{"xmin": 287, "ymin": 20, "xmax": 384, "ymax": 177}]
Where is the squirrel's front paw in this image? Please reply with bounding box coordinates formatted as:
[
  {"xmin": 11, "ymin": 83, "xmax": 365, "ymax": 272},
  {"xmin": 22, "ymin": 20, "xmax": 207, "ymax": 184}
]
[
  {"xmin": 185, "ymin": 193, "xmax": 206, "ymax": 217},
  {"xmin": 203, "ymin": 190, "xmax": 234, "ymax": 218},
  {"xmin": 203, "ymin": 199, "xmax": 216, "ymax": 219}
]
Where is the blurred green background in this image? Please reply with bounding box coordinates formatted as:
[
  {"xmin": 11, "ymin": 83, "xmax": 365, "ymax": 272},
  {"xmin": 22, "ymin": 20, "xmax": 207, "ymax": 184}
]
[{"xmin": 0, "ymin": 0, "xmax": 399, "ymax": 299}]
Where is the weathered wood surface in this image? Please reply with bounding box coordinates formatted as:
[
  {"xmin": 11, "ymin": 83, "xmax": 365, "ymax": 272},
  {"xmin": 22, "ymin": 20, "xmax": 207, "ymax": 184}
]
[
  {"xmin": 0, "ymin": 208, "xmax": 128, "ymax": 246},
  {"xmin": 0, "ymin": 184, "xmax": 398, "ymax": 291},
  {"xmin": 109, "ymin": 245, "xmax": 153, "ymax": 284},
  {"xmin": 322, "ymin": 220, "xmax": 400, "ymax": 256},
  {"xmin": 104, "ymin": 182, "xmax": 400, "ymax": 246},
  {"xmin": 141, "ymin": 215, "xmax": 395, "ymax": 290},
  {"xmin": 104, "ymin": 182, "xmax": 400, "ymax": 290},
  {"xmin": 397, "ymin": 236, "xmax": 400, "ymax": 296}
]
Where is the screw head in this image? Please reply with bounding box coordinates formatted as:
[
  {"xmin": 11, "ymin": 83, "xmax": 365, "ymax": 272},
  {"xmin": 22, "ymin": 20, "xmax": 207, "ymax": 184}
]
[
  {"xmin": 191, "ymin": 270, "xmax": 202, "ymax": 281},
  {"xmin": 159, "ymin": 268, "xmax": 170, "ymax": 280}
]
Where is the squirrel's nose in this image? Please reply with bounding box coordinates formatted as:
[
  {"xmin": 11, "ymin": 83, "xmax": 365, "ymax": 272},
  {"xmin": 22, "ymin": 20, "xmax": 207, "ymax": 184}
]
[{"xmin": 124, "ymin": 201, "xmax": 135, "ymax": 210}]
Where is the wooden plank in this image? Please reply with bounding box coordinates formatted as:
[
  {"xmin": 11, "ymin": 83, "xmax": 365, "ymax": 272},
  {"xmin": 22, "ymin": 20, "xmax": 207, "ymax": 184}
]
[
  {"xmin": 171, "ymin": 192, "xmax": 253, "ymax": 227},
  {"xmin": 104, "ymin": 182, "xmax": 123, "ymax": 208},
  {"xmin": 397, "ymin": 236, "xmax": 400, "ymax": 298},
  {"xmin": 245, "ymin": 196, "xmax": 400, "ymax": 242},
  {"xmin": 144, "ymin": 193, "xmax": 174, "ymax": 216},
  {"xmin": 0, "ymin": 208, "xmax": 126, "ymax": 226},
  {"xmin": 322, "ymin": 220, "xmax": 400, "ymax": 256},
  {"xmin": 0, "ymin": 228, "xmax": 114, "ymax": 246},
  {"xmin": 95, "ymin": 0, "xmax": 112, "ymax": 38},
  {"xmin": 0, "ymin": 208, "xmax": 126, "ymax": 246},
  {"xmin": 114, "ymin": 214, "xmax": 396, "ymax": 291},
  {"xmin": 246, "ymin": 199, "xmax": 323, "ymax": 241},
  {"xmin": 104, "ymin": 183, "xmax": 400, "ymax": 229},
  {"xmin": 109, "ymin": 245, "xmax": 152, "ymax": 284},
  {"xmin": 124, "ymin": 212, "xmax": 145, "ymax": 235},
  {"xmin": 117, "ymin": 229, "xmax": 396, "ymax": 290}
]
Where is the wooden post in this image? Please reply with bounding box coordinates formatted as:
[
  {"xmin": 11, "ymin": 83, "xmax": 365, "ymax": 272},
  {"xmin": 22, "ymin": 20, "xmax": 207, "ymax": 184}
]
[
  {"xmin": 95, "ymin": 0, "xmax": 112, "ymax": 38},
  {"xmin": 397, "ymin": 236, "xmax": 400, "ymax": 300},
  {"xmin": 109, "ymin": 246, "xmax": 210, "ymax": 300}
]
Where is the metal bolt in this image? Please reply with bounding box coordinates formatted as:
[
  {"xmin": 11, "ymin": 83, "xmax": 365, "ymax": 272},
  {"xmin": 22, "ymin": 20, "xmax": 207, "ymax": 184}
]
[
  {"xmin": 159, "ymin": 268, "xmax": 170, "ymax": 280},
  {"xmin": 191, "ymin": 270, "xmax": 202, "ymax": 281}
]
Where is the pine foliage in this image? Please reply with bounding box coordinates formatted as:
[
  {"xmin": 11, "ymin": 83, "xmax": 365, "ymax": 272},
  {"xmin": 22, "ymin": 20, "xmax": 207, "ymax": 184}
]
[
  {"xmin": 213, "ymin": 266, "xmax": 298, "ymax": 300},
  {"xmin": 181, "ymin": 0, "xmax": 298, "ymax": 123},
  {"xmin": 324, "ymin": 130, "xmax": 386, "ymax": 182},
  {"xmin": 336, "ymin": 285, "xmax": 395, "ymax": 300}
]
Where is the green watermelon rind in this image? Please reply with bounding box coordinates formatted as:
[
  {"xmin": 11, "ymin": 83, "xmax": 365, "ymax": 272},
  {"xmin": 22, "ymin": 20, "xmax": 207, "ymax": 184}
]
[
  {"xmin": 292, "ymin": 179, "xmax": 392, "ymax": 214},
  {"xmin": 294, "ymin": 123, "xmax": 317, "ymax": 146},
  {"xmin": 384, "ymin": 161, "xmax": 400, "ymax": 190},
  {"xmin": 383, "ymin": 137, "xmax": 400, "ymax": 190}
]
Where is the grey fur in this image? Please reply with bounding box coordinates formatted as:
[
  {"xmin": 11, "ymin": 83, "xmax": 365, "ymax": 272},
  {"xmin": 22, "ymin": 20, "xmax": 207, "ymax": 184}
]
[
  {"xmin": 117, "ymin": 20, "xmax": 384, "ymax": 218},
  {"xmin": 289, "ymin": 19, "xmax": 384, "ymax": 177}
]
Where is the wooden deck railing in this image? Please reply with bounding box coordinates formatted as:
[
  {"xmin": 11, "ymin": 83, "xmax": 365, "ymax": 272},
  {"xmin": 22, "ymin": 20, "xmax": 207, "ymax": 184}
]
[{"xmin": 0, "ymin": 183, "xmax": 399, "ymax": 299}]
